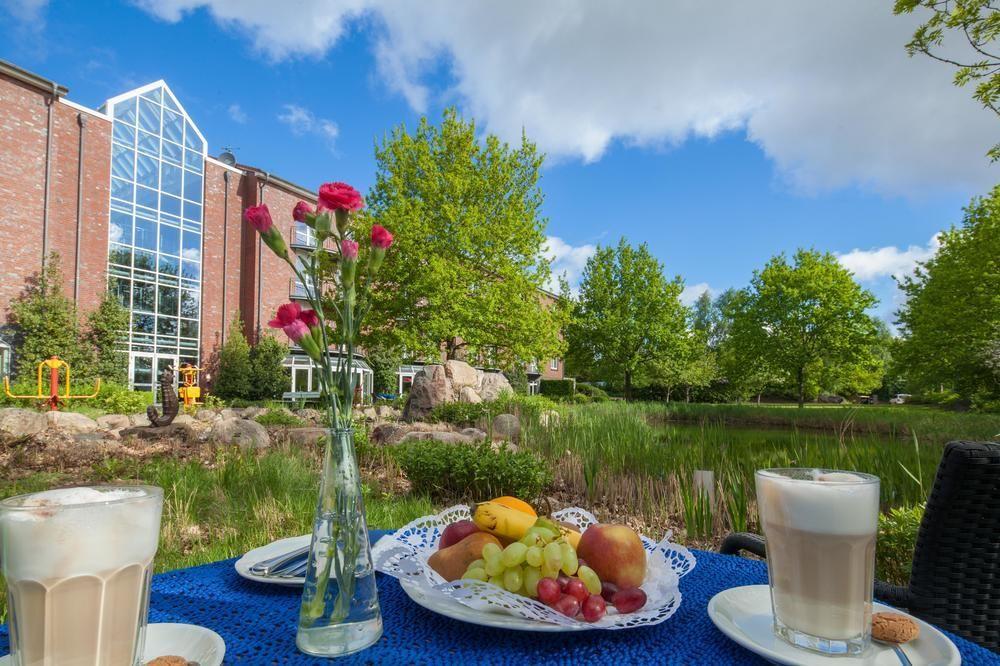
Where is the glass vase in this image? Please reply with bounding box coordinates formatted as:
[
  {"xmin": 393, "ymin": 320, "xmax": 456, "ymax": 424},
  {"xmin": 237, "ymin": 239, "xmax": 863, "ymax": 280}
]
[{"xmin": 296, "ymin": 427, "xmax": 382, "ymax": 657}]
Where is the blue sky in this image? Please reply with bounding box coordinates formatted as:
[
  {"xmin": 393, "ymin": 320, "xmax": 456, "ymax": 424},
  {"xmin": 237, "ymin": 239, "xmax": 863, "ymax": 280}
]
[{"xmin": 2, "ymin": 0, "xmax": 996, "ymax": 327}]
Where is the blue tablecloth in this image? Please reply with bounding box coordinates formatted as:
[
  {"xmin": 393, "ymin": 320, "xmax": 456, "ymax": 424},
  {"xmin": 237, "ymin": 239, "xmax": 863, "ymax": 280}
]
[{"xmin": 3, "ymin": 530, "xmax": 998, "ymax": 664}]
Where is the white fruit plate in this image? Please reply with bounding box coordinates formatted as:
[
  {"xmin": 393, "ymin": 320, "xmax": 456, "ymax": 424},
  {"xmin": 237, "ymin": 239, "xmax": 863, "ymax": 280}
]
[{"xmin": 371, "ymin": 505, "xmax": 697, "ymax": 631}]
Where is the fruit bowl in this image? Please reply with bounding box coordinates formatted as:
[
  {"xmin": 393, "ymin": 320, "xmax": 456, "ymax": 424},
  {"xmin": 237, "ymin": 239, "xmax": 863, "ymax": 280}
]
[{"xmin": 371, "ymin": 505, "xmax": 696, "ymax": 630}]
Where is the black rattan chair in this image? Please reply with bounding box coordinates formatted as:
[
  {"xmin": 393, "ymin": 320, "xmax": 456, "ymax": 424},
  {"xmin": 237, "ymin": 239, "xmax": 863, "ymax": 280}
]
[{"xmin": 720, "ymin": 440, "xmax": 1000, "ymax": 652}]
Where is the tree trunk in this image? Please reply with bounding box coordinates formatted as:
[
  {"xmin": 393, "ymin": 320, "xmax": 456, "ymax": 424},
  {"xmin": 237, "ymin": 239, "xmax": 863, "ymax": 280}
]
[
  {"xmin": 624, "ymin": 370, "xmax": 632, "ymax": 402},
  {"xmin": 797, "ymin": 365, "xmax": 805, "ymax": 408},
  {"xmin": 685, "ymin": 386, "xmax": 691, "ymax": 403}
]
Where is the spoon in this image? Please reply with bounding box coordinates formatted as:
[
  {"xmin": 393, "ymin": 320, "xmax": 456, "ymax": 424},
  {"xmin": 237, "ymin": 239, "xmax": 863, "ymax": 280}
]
[{"xmin": 873, "ymin": 637, "xmax": 912, "ymax": 666}]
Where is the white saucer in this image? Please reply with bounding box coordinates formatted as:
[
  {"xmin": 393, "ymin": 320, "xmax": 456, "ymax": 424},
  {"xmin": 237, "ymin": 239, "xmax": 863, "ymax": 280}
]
[
  {"xmin": 1, "ymin": 622, "xmax": 225, "ymax": 666},
  {"xmin": 234, "ymin": 534, "xmax": 311, "ymax": 586},
  {"xmin": 708, "ymin": 585, "xmax": 960, "ymax": 665}
]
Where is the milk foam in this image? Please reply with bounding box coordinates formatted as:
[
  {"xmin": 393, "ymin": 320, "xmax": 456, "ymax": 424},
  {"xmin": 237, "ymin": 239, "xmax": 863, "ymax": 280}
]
[
  {"xmin": 1, "ymin": 486, "xmax": 162, "ymax": 582},
  {"xmin": 757, "ymin": 470, "xmax": 879, "ymax": 535}
]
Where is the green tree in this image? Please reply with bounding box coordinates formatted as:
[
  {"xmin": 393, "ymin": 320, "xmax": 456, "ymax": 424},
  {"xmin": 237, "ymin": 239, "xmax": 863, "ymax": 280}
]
[
  {"xmin": 85, "ymin": 294, "xmax": 129, "ymax": 385},
  {"xmin": 365, "ymin": 345, "xmax": 404, "ymax": 395},
  {"xmin": 213, "ymin": 314, "xmax": 252, "ymax": 400},
  {"xmin": 895, "ymin": 187, "xmax": 1000, "ymax": 404},
  {"xmin": 362, "ymin": 107, "xmax": 565, "ymax": 367},
  {"xmin": 565, "ymin": 239, "xmax": 687, "ymax": 400},
  {"xmin": 249, "ymin": 334, "xmax": 290, "ymax": 400},
  {"xmin": 8, "ymin": 253, "xmax": 91, "ymax": 381},
  {"xmin": 894, "ymin": 0, "xmax": 1000, "ymax": 159},
  {"xmin": 729, "ymin": 249, "xmax": 881, "ymax": 407}
]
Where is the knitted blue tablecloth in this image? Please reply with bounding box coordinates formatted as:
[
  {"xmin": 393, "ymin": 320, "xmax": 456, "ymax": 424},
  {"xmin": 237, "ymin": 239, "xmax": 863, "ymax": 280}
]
[{"xmin": 3, "ymin": 530, "xmax": 998, "ymax": 664}]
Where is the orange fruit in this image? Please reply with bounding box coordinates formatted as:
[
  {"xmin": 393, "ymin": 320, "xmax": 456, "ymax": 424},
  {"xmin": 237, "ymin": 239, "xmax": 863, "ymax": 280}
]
[{"xmin": 491, "ymin": 496, "xmax": 536, "ymax": 517}]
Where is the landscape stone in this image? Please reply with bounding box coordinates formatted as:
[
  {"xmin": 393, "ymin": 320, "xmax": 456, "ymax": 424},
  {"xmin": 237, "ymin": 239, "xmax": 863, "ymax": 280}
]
[
  {"xmin": 491, "ymin": 413, "xmax": 521, "ymax": 442},
  {"xmin": 458, "ymin": 386, "xmax": 483, "ymax": 404},
  {"xmin": 460, "ymin": 427, "xmax": 487, "ymax": 440},
  {"xmin": 46, "ymin": 411, "xmax": 99, "ymax": 434},
  {"xmin": 236, "ymin": 406, "xmax": 266, "ymax": 419},
  {"xmin": 371, "ymin": 422, "xmax": 412, "ymax": 445},
  {"xmin": 362, "ymin": 407, "xmax": 379, "ymax": 421},
  {"xmin": 444, "ymin": 360, "xmax": 480, "ymax": 390},
  {"xmin": 195, "ymin": 409, "xmax": 220, "ymax": 422},
  {"xmin": 219, "ymin": 408, "xmax": 240, "ymax": 420},
  {"xmin": 375, "ymin": 405, "xmax": 400, "ymax": 421},
  {"xmin": 129, "ymin": 412, "xmax": 151, "ymax": 427},
  {"xmin": 287, "ymin": 427, "xmax": 329, "ymax": 446},
  {"xmin": 96, "ymin": 414, "xmax": 130, "ymax": 430},
  {"xmin": 0, "ymin": 408, "xmax": 47, "ymax": 436},
  {"xmin": 479, "ymin": 372, "xmax": 513, "ymax": 401},
  {"xmin": 296, "ymin": 408, "xmax": 325, "ymax": 424},
  {"xmin": 120, "ymin": 423, "xmax": 198, "ymax": 443},
  {"xmin": 398, "ymin": 430, "xmax": 473, "ymax": 445},
  {"xmin": 207, "ymin": 417, "xmax": 270, "ymax": 450},
  {"xmin": 403, "ymin": 364, "xmax": 452, "ymax": 420},
  {"xmin": 172, "ymin": 414, "xmax": 196, "ymax": 426}
]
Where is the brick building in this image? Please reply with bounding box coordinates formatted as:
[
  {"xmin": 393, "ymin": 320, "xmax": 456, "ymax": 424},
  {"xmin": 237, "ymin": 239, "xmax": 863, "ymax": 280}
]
[{"xmin": 0, "ymin": 59, "xmax": 561, "ymax": 399}]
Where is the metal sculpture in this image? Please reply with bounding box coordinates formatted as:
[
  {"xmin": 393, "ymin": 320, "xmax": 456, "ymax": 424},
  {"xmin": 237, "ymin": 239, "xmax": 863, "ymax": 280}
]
[
  {"xmin": 146, "ymin": 366, "xmax": 179, "ymax": 427},
  {"xmin": 3, "ymin": 356, "xmax": 100, "ymax": 411},
  {"xmin": 177, "ymin": 363, "xmax": 203, "ymax": 407}
]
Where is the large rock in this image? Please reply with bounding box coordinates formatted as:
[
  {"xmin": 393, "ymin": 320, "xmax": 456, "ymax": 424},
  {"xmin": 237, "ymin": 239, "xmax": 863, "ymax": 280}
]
[
  {"xmin": 207, "ymin": 417, "xmax": 270, "ymax": 450},
  {"xmin": 195, "ymin": 409, "xmax": 220, "ymax": 422},
  {"xmin": 172, "ymin": 414, "xmax": 196, "ymax": 426},
  {"xmin": 96, "ymin": 414, "xmax": 130, "ymax": 430},
  {"xmin": 459, "ymin": 386, "xmax": 483, "ymax": 404},
  {"xmin": 296, "ymin": 408, "xmax": 325, "ymax": 424},
  {"xmin": 46, "ymin": 411, "xmax": 99, "ymax": 434},
  {"xmin": 375, "ymin": 405, "xmax": 401, "ymax": 421},
  {"xmin": 460, "ymin": 427, "xmax": 488, "ymax": 440},
  {"xmin": 445, "ymin": 360, "xmax": 480, "ymax": 390},
  {"xmin": 219, "ymin": 408, "xmax": 240, "ymax": 420},
  {"xmin": 235, "ymin": 406, "xmax": 266, "ymax": 419},
  {"xmin": 129, "ymin": 412, "xmax": 151, "ymax": 427},
  {"xmin": 403, "ymin": 364, "xmax": 452, "ymax": 421},
  {"xmin": 0, "ymin": 408, "xmax": 47, "ymax": 436},
  {"xmin": 120, "ymin": 423, "xmax": 198, "ymax": 443},
  {"xmin": 479, "ymin": 372, "xmax": 513, "ymax": 401},
  {"xmin": 398, "ymin": 430, "xmax": 473, "ymax": 445},
  {"xmin": 491, "ymin": 413, "xmax": 521, "ymax": 442},
  {"xmin": 287, "ymin": 427, "xmax": 329, "ymax": 446},
  {"xmin": 371, "ymin": 422, "xmax": 412, "ymax": 445}
]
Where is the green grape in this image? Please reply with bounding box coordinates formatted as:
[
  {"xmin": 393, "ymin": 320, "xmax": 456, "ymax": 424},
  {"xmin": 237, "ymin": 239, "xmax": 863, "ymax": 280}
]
[
  {"xmin": 485, "ymin": 557, "xmax": 505, "ymax": 577},
  {"xmin": 468, "ymin": 559, "xmax": 485, "ymax": 571},
  {"xmin": 501, "ymin": 542, "xmax": 528, "ymax": 567},
  {"xmin": 525, "ymin": 545, "xmax": 544, "ymax": 568},
  {"xmin": 464, "ymin": 567, "xmax": 488, "ymax": 581},
  {"xmin": 503, "ymin": 565, "xmax": 524, "ymax": 592},
  {"xmin": 523, "ymin": 566, "xmax": 543, "ymax": 597},
  {"xmin": 543, "ymin": 542, "xmax": 563, "ymax": 571},
  {"xmin": 525, "ymin": 526, "xmax": 557, "ymax": 543},
  {"xmin": 488, "ymin": 574, "xmax": 505, "ymax": 588},
  {"xmin": 482, "ymin": 542, "xmax": 502, "ymax": 564},
  {"xmin": 577, "ymin": 565, "xmax": 602, "ymax": 595},
  {"xmin": 560, "ymin": 542, "xmax": 579, "ymax": 575},
  {"xmin": 541, "ymin": 561, "xmax": 561, "ymax": 579}
]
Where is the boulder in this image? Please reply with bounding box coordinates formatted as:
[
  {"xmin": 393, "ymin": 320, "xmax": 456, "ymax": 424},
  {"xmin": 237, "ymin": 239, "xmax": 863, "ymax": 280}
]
[
  {"xmin": 479, "ymin": 372, "xmax": 513, "ymax": 401},
  {"xmin": 129, "ymin": 412, "xmax": 151, "ymax": 427},
  {"xmin": 361, "ymin": 407, "xmax": 378, "ymax": 421},
  {"xmin": 235, "ymin": 406, "xmax": 266, "ymax": 419},
  {"xmin": 46, "ymin": 411, "xmax": 99, "ymax": 434},
  {"xmin": 0, "ymin": 408, "xmax": 47, "ymax": 436},
  {"xmin": 398, "ymin": 430, "xmax": 473, "ymax": 445},
  {"xmin": 296, "ymin": 408, "xmax": 325, "ymax": 424},
  {"xmin": 194, "ymin": 409, "xmax": 220, "ymax": 422},
  {"xmin": 120, "ymin": 423, "xmax": 198, "ymax": 443},
  {"xmin": 459, "ymin": 386, "xmax": 483, "ymax": 404},
  {"xmin": 96, "ymin": 414, "xmax": 130, "ymax": 430},
  {"xmin": 491, "ymin": 413, "xmax": 521, "ymax": 442},
  {"xmin": 172, "ymin": 414, "xmax": 196, "ymax": 426},
  {"xmin": 207, "ymin": 417, "xmax": 270, "ymax": 450},
  {"xmin": 460, "ymin": 427, "xmax": 488, "ymax": 440},
  {"xmin": 371, "ymin": 422, "xmax": 412, "ymax": 446},
  {"xmin": 375, "ymin": 405, "xmax": 401, "ymax": 421},
  {"xmin": 287, "ymin": 427, "xmax": 329, "ymax": 446},
  {"xmin": 445, "ymin": 360, "xmax": 480, "ymax": 390},
  {"xmin": 403, "ymin": 364, "xmax": 452, "ymax": 421},
  {"xmin": 219, "ymin": 408, "xmax": 240, "ymax": 420}
]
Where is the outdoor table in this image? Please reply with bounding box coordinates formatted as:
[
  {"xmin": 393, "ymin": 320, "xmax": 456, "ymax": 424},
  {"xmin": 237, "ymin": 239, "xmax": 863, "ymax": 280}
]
[{"xmin": 3, "ymin": 530, "xmax": 998, "ymax": 664}]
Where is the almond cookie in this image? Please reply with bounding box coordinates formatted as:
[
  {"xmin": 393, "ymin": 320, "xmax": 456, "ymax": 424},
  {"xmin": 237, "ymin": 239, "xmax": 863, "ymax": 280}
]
[
  {"xmin": 872, "ymin": 611, "xmax": 920, "ymax": 643},
  {"xmin": 146, "ymin": 657, "xmax": 190, "ymax": 666}
]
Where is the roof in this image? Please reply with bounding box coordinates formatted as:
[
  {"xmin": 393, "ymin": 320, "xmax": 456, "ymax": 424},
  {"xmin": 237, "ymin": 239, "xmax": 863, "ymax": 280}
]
[
  {"xmin": 237, "ymin": 164, "xmax": 317, "ymax": 201},
  {"xmin": 0, "ymin": 59, "xmax": 68, "ymax": 96}
]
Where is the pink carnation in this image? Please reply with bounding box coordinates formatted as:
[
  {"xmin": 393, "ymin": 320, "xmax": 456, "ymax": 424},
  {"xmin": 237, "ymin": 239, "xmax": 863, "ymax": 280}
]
[
  {"xmin": 341, "ymin": 239, "xmax": 359, "ymax": 260},
  {"xmin": 282, "ymin": 318, "xmax": 310, "ymax": 343},
  {"xmin": 371, "ymin": 224, "xmax": 394, "ymax": 250},
  {"xmin": 267, "ymin": 302, "xmax": 302, "ymax": 329},
  {"xmin": 318, "ymin": 182, "xmax": 364, "ymax": 212},
  {"xmin": 293, "ymin": 201, "xmax": 314, "ymax": 222},
  {"xmin": 299, "ymin": 309, "xmax": 320, "ymax": 328},
  {"xmin": 244, "ymin": 204, "xmax": 273, "ymax": 233}
]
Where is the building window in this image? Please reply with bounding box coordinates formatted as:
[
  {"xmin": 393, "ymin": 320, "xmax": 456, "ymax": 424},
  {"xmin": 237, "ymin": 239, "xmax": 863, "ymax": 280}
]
[
  {"xmin": 105, "ymin": 83, "xmax": 206, "ymax": 391},
  {"xmin": 549, "ymin": 358, "xmax": 559, "ymax": 371}
]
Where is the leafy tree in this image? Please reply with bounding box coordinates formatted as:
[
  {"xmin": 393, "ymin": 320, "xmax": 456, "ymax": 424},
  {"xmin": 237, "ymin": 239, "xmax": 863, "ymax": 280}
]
[
  {"xmin": 212, "ymin": 314, "xmax": 252, "ymax": 400},
  {"xmin": 8, "ymin": 253, "xmax": 91, "ymax": 381},
  {"xmin": 894, "ymin": 0, "xmax": 1000, "ymax": 159},
  {"xmin": 728, "ymin": 249, "xmax": 881, "ymax": 407},
  {"xmin": 249, "ymin": 334, "xmax": 290, "ymax": 400},
  {"xmin": 895, "ymin": 187, "xmax": 1000, "ymax": 404},
  {"xmin": 362, "ymin": 107, "xmax": 565, "ymax": 367},
  {"xmin": 365, "ymin": 344, "xmax": 404, "ymax": 395},
  {"xmin": 85, "ymin": 293, "xmax": 129, "ymax": 385},
  {"xmin": 565, "ymin": 238, "xmax": 687, "ymax": 400},
  {"xmin": 504, "ymin": 363, "xmax": 529, "ymax": 395}
]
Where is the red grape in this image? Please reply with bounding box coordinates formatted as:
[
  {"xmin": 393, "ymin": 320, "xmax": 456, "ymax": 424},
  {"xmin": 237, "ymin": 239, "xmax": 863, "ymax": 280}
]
[
  {"xmin": 537, "ymin": 577, "xmax": 561, "ymax": 605},
  {"xmin": 553, "ymin": 594, "xmax": 581, "ymax": 618},
  {"xmin": 610, "ymin": 587, "xmax": 647, "ymax": 613},
  {"xmin": 557, "ymin": 575, "xmax": 571, "ymax": 592},
  {"xmin": 599, "ymin": 581, "xmax": 619, "ymax": 603},
  {"xmin": 565, "ymin": 578, "xmax": 589, "ymax": 604},
  {"xmin": 582, "ymin": 594, "xmax": 607, "ymax": 622}
]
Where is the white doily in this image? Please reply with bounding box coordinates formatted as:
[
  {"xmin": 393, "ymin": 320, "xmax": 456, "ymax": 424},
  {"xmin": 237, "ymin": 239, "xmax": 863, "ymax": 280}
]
[{"xmin": 372, "ymin": 505, "xmax": 696, "ymax": 630}]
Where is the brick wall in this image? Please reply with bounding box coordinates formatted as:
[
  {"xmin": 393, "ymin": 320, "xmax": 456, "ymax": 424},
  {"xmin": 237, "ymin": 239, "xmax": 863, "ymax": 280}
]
[{"xmin": 200, "ymin": 159, "xmax": 246, "ymax": 358}]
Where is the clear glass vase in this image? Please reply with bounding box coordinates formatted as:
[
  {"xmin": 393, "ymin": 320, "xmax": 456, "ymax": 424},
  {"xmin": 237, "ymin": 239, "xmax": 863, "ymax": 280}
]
[{"xmin": 296, "ymin": 427, "xmax": 382, "ymax": 657}]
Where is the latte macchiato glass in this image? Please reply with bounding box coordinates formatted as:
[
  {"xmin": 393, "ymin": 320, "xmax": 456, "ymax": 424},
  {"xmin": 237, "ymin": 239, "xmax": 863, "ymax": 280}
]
[
  {"xmin": 755, "ymin": 469, "xmax": 879, "ymax": 656},
  {"xmin": 0, "ymin": 485, "xmax": 163, "ymax": 666}
]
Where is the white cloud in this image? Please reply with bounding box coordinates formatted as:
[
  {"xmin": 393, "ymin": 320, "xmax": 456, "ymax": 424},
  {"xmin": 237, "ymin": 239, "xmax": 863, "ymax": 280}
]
[
  {"xmin": 130, "ymin": 0, "xmax": 998, "ymax": 196},
  {"xmin": 543, "ymin": 235, "xmax": 595, "ymax": 292},
  {"xmin": 277, "ymin": 103, "xmax": 339, "ymax": 150},
  {"xmin": 680, "ymin": 282, "xmax": 714, "ymax": 307},
  {"xmin": 836, "ymin": 235, "xmax": 940, "ymax": 282},
  {"xmin": 228, "ymin": 103, "xmax": 247, "ymax": 124},
  {"xmin": 1, "ymin": 0, "xmax": 46, "ymax": 25}
]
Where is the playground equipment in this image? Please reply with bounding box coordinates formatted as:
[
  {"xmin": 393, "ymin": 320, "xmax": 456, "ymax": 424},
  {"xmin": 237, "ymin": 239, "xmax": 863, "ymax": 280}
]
[
  {"xmin": 177, "ymin": 363, "xmax": 203, "ymax": 408},
  {"xmin": 3, "ymin": 356, "xmax": 101, "ymax": 411}
]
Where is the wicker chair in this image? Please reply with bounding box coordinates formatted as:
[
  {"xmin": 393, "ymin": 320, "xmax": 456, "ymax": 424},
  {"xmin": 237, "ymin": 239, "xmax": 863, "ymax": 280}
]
[{"xmin": 720, "ymin": 441, "xmax": 1000, "ymax": 652}]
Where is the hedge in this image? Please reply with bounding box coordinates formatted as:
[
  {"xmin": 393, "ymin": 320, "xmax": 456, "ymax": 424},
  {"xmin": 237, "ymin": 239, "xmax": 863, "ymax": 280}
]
[{"xmin": 540, "ymin": 378, "xmax": 575, "ymax": 398}]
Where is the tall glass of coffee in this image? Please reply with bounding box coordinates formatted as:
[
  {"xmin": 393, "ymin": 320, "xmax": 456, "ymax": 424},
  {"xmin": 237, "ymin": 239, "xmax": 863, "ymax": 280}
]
[
  {"xmin": 755, "ymin": 469, "xmax": 879, "ymax": 656},
  {"xmin": 1, "ymin": 485, "xmax": 163, "ymax": 666}
]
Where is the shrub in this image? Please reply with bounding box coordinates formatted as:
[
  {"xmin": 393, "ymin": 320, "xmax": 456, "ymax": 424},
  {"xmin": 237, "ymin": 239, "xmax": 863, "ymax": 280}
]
[
  {"xmin": 249, "ymin": 335, "xmax": 290, "ymax": 400},
  {"xmin": 394, "ymin": 440, "xmax": 552, "ymax": 501},
  {"xmin": 96, "ymin": 383, "xmax": 153, "ymax": 414},
  {"xmin": 366, "ymin": 346, "xmax": 404, "ymax": 395},
  {"xmin": 877, "ymin": 504, "xmax": 924, "ymax": 586},
  {"xmin": 428, "ymin": 401, "xmax": 492, "ymax": 426},
  {"xmin": 85, "ymin": 295, "xmax": 129, "ymax": 384},
  {"xmin": 570, "ymin": 393, "xmax": 591, "ymax": 404},
  {"xmin": 202, "ymin": 394, "xmax": 226, "ymax": 409},
  {"xmin": 540, "ymin": 378, "xmax": 575, "ymax": 398},
  {"xmin": 213, "ymin": 315, "xmax": 252, "ymax": 400},
  {"xmin": 504, "ymin": 365, "xmax": 529, "ymax": 395},
  {"xmin": 575, "ymin": 383, "xmax": 609, "ymax": 401},
  {"xmin": 254, "ymin": 409, "xmax": 306, "ymax": 427}
]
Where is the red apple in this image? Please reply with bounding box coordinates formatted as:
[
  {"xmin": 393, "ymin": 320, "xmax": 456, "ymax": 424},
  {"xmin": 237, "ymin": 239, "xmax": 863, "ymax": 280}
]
[
  {"xmin": 439, "ymin": 520, "xmax": 481, "ymax": 549},
  {"xmin": 576, "ymin": 524, "xmax": 646, "ymax": 589}
]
